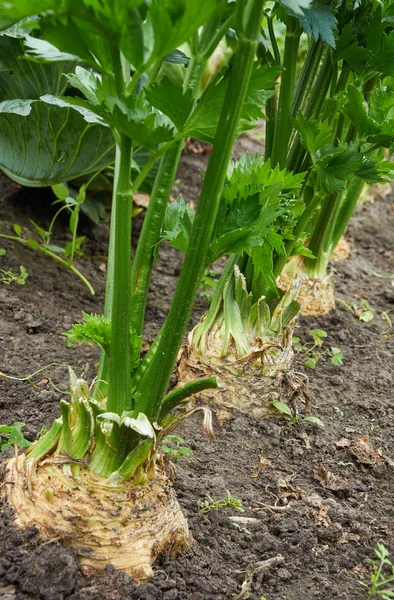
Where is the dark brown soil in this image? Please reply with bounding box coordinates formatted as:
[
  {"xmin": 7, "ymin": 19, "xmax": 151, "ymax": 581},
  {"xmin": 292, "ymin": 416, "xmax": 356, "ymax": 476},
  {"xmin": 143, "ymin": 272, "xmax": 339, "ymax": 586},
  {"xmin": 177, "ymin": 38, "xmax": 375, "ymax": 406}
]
[{"xmin": 0, "ymin": 138, "xmax": 393, "ymax": 600}]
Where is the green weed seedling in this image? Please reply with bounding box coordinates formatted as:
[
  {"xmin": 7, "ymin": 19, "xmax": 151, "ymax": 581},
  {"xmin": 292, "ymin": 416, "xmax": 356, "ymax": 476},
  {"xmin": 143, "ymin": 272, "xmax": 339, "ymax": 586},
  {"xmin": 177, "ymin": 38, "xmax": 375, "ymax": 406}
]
[
  {"xmin": 292, "ymin": 329, "xmax": 343, "ymax": 369},
  {"xmin": 360, "ymin": 542, "xmax": 394, "ymax": 598},
  {"xmin": 0, "ymin": 182, "xmax": 94, "ymax": 294},
  {"xmin": 161, "ymin": 435, "xmax": 193, "ymax": 460},
  {"xmin": 272, "ymin": 400, "xmax": 324, "ymax": 428},
  {"xmin": 340, "ymin": 298, "xmax": 375, "ymax": 323},
  {"xmin": 198, "ymin": 491, "xmax": 244, "ymax": 515},
  {"xmin": 0, "ymin": 422, "xmax": 31, "ymax": 451},
  {"xmin": 0, "ymin": 248, "xmax": 28, "ymax": 286}
]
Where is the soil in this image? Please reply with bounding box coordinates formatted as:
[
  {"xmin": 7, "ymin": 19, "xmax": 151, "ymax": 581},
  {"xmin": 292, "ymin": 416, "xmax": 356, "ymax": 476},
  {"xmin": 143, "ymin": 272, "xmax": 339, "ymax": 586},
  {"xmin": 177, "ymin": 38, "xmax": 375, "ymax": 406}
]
[{"xmin": 0, "ymin": 135, "xmax": 393, "ymax": 600}]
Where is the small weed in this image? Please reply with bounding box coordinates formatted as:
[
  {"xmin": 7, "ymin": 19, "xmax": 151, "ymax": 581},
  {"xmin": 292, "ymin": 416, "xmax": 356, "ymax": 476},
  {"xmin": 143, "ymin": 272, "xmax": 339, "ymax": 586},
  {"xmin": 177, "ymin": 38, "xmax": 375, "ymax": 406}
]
[
  {"xmin": 0, "ymin": 248, "xmax": 29, "ymax": 285},
  {"xmin": 292, "ymin": 329, "xmax": 343, "ymax": 369},
  {"xmin": 197, "ymin": 490, "xmax": 244, "ymax": 514},
  {"xmin": 272, "ymin": 400, "xmax": 324, "ymax": 427},
  {"xmin": 0, "ymin": 422, "xmax": 31, "ymax": 451},
  {"xmin": 340, "ymin": 298, "xmax": 375, "ymax": 322},
  {"xmin": 0, "ymin": 182, "xmax": 95, "ymax": 294},
  {"xmin": 360, "ymin": 542, "xmax": 394, "ymax": 598},
  {"xmin": 161, "ymin": 434, "xmax": 193, "ymax": 460}
]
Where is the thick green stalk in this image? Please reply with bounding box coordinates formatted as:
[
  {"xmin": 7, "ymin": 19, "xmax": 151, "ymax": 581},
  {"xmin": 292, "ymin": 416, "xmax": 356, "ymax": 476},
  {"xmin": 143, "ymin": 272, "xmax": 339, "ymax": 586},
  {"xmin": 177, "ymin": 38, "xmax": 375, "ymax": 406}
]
[
  {"xmin": 330, "ymin": 178, "xmax": 365, "ymax": 254},
  {"xmin": 270, "ymin": 16, "xmax": 300, "ymax": 168},
  {"xmin": 93, "ymin": 144, "xmax": 121, "ymax": 400},
  {"xmin": 106, "ymin": 133, "xmax": 134, "ymax": 414},
  {"xmin": 287, "ymin": 52, "xmax": 334, "ymax": 174},
  {"xmin": 129, "ymin": 140, "xmax": 183, "ymax": 340},
  {"xmin": 136, "ymin": 0, "xmax": 266, "ymax": 420},
  {"xmin": 304, "ymin": 178, "xmax": 364, "ymax": 278},
  {"xmin": 292, "ymin": 40, "xmax": 323, "ymax": 119},
  {"xmin": 303, "ymin": 191, "xmax": 340, "ymax": 278}
]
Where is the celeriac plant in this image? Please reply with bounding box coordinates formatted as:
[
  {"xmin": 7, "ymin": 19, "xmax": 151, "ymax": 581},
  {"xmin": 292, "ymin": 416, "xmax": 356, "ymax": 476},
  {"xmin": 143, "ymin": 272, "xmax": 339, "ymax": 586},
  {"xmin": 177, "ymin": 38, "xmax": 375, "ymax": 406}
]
[
  {"xmin": 1, "ymin": 0, "xmax": 271, "ymax": 578},
  {"xmin": 183, "ymin": 0, "xmax": 394, "ymax": 379}
]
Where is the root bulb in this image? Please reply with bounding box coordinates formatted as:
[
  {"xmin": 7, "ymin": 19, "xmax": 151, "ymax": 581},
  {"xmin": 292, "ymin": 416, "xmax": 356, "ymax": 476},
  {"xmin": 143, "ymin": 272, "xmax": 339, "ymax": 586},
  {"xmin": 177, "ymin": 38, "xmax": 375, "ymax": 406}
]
[
  {"xmin": 279, "ymin": 273, "xmax": 335, "ymax": 317},
  {"xmin": 2, "ymin": 456, "xmax": 191, "ymax": 582}
]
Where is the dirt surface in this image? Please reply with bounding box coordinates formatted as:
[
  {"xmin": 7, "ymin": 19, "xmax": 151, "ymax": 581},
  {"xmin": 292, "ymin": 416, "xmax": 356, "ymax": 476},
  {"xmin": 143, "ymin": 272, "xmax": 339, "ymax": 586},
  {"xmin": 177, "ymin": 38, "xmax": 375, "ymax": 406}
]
[{"xmin": 0, "ymin": 137, "xmax": 394, "ymax": 600}]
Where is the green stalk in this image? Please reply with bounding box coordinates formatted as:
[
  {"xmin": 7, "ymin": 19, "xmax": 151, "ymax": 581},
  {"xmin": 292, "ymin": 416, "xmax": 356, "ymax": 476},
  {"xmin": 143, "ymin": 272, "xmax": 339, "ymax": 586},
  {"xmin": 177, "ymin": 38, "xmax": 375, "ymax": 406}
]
[
  {"xmin": 330, "ymin": 178, "xmax": 364, "ymax": 254},
  {"xmin": 304, "ymin": 178, "xmax": 364, "ymax": 278},
  {"xmin": 106, "ymin": 133, "xmax": 134, "ymax": 414},
  {"xmin": 292, "ymin": 40, "xmax": 323, "ymax": 119},
  {"xmin": 303, "ymin": 191, "xmax": 340, "ymax": 278},
  {"xmin": 287, "ymin": 52, "xmax": 334, "ymax": 174},
  {"xmin": 136, "ymin": 0, "xmax": 266, "ymax": 420},
  {"xmin": 270, "ymin": 16, "xmax": 300, "ymax": 168},
  {"xmin": 129, "ymin": 140, "xmax": 183, "ymax": 340}
]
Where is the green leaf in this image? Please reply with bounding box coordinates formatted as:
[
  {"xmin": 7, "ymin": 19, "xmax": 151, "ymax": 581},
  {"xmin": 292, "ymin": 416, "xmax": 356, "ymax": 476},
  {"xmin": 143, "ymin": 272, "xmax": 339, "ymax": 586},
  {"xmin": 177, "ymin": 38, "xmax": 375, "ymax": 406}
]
[
  {"xmin": 186, "ymin": 64, "xmax": 279, "ymax": 143},
  {"xmin": 278, "ymin": 0, "xmax": 312, "ymax": 17},
  {"xmin": 309, "ymin": 328, "xmax": 327, "ymax": 347},
  {"xmin": 316, "ymin": 146, "xmax": 363, "ymax": 194},
  {"xmin": 64, "ymin": 312, "xmax": 111, "ymax": 354},
  {"xmin": 23, "ymin": 35, "xmax": 80, "ymax": 62},
  {"xmin": 30, "ymin": 220, "xmax": 48, "ymax": 242},
  {"xmin": 52, "ymin": 183, "xmax": 69, "ymax": 200},
  {"xmin": 272, "ymin": 400, "xmax": 293, "ymax": 418},
  {"xmin": 149, "ymin": 0, "xmax": 223, "ymax": 61},
  {"xmin": 0, "ymin": 248, "xmax": 5, "ymax": 256},
  {"xmin": 334, "ymin": 23, "xmax": 371, "ymax": 72},
  {"xmin": 369, "ymin": 31, "xmax": 394, "ymax": 78},
  {"xmin": 13, "ymin": 223, "xmax": 22, "ymax": 236},
  {"xmin": 0, "ymin": 100, "xmax": 114, "ymax": 186},
  {"xmin": 304, "ymin": 416, "xmax": 324, "ymax": 427},
  {"xmin": 293, "ymin": 114, "xmax": 333, "ymax": 157},
  {"xmin": 330, "ymin": 347, "xmax": 343, "ymax": 366},
  {"xmin": 161, "ymin": 195, "xmax": 195, "ymax": 252},
  {"xmin": 303, "ymin": 356, "xmax": 318, "ymax": 369},
  {"xmin": 0, "ymin": 34, "xmax": 72, "ymax": 100},
  {"xmin": 299, "ymin": 3, "xmax": 337, "ymax": 47},
  {"xmin": 145, "ymin": 77, "xmax": 194, "ymax": 131}
]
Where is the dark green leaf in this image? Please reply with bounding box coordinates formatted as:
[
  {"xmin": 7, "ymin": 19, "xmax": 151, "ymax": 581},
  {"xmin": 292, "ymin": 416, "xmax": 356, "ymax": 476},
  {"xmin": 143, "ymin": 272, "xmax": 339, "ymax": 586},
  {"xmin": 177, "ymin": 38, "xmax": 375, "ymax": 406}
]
[
  {"xmin": 299, "ymin": 2, "xmax": 337, "ymax": 47},
  {"xmin": 0, "ymin": 100, "xmax": 114, "ymax": 186},
  {"xmin": 145, "ymin": 77, "xmax": 194, "ymax": 131}
]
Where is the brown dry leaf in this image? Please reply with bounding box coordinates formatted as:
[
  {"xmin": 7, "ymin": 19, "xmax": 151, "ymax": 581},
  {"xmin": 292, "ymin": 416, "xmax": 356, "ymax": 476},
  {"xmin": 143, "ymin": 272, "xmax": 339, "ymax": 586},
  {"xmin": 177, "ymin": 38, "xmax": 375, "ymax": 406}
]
[
  {"xmin": 348, "ymin": 435, "xmax": 383, "ymax": 466},
  {"xmin": 313, "ymin": 467, "xmax": 351, "ymax": 495},
  {"xmin": 337, "ymin": 532, "xmax": 360, "ymax": 545},
  {"xmin": 251, "ymin": 455, "xmax": 288, "ymax": 478},
  {"xmin": 276, "ymin": 476, "xmax": 305, "ymax": 501},
  {"xmin": 133, "ymin": 192, "xmax": 150, "ymax": 209},
  {"xmin": 335, "ymin": 437, "xmax": 351, "ymax": 448},
  {"xmin": 336, "ymin": 435, "xmax": 384, "ymax": 466},
  {"xmin": 314, "ymin": 504, "xmax": 331, "ymax": 527}
]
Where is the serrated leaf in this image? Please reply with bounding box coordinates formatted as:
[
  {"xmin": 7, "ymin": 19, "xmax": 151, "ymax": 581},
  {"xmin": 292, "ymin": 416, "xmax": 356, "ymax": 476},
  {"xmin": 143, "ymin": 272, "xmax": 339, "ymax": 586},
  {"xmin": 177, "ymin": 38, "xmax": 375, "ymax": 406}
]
[
  {"xmin": 334, "ymin": 22, "xmax": 371, "ymax": 72},
  {"xmin": 369, "ymin": 31, "xmax": 394, "ymax": 77},
  {"xmin": 145, "ymin": 77, "xmax": 194, "ymax": 131},
  {"xmin": 278, "ymin": 0, "xmax": 312, "ymax": 16},
  {"xmin": 162, "ymin": 195, "xmax": 195, "ymax": 252},
  {"xmin": 316, "ymin": 146, "xmax": 363, "ymax": 194},
  {"xmin": 293, "ymin": 114, "xmax": 333, "ymax": 158},
  {"xmin": 299, "ymin": 2, "xmax": 337, "ymax": 47}
]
